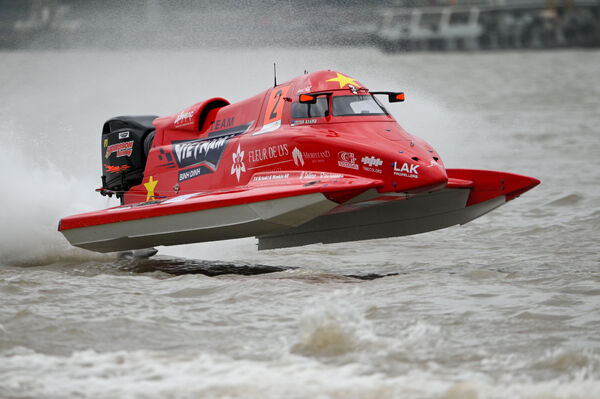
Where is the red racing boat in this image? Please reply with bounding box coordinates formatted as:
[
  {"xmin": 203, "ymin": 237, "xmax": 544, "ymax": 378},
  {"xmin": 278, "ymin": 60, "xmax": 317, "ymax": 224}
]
[{"xmin": 58, "ymin": 70, "xmax": 539, "ymax": 253}]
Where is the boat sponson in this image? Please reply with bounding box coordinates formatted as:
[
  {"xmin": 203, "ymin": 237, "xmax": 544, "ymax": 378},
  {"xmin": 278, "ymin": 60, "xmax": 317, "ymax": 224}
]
[
  {"xmin": 257, "ymin": 188, "xmax": 505, "ymax": 250},
  {"xmin": 62, "ymin": 193, "xmax": 337, "ymax": 253}
]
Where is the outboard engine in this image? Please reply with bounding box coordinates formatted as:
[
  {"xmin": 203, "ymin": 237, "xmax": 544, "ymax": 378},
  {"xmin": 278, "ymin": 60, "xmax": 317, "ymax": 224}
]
[{"xmin": 101, "ymin": 115, "xmax": 157, "ymax": 201}]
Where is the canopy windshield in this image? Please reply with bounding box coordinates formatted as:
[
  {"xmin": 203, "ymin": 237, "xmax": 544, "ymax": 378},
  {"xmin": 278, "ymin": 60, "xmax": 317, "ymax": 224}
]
[
  {"xmin": 291, "ymin": 96, "xmax": 329, "ymax": 118},
  {"xmin": 291, "ymin": 94, "xmax": 389, "ymax": 120},
  {"xmin": 332, "ymin": 95, "xmax": 388, "ymax": 116}
]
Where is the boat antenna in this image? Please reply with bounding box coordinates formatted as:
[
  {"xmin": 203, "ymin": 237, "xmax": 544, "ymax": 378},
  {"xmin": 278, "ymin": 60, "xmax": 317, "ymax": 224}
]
[{"xmin": 273, "ymin": 63, "xmax": 277, "ymax": 87}]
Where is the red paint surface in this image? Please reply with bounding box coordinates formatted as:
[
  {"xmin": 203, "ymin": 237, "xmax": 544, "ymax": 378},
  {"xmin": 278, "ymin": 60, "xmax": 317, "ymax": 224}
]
[{"xmin": 59, "ymin": 70, "xmax": 539, "ymax": 232}]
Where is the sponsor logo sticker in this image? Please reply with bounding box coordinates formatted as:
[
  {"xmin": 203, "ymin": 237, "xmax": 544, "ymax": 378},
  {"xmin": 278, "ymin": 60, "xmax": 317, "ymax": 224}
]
[
  {"xmin": 290, "ymin": 119, "xmax": 317, "ymax": 126},
  {"xmin": 252, "ymin": 173, "xmax": 290, "ymax": 182},
  {"xmin": 302, "ymin": 150, "xmax": 330, "ymax": 159},
  {"xmin": 178, "ymin": 166, "xmax": 211, "ymax": 182},
  {"xmin": 361, "ymin": 156, "xmax": 383, "ymax": 168},
  {"xmin": 171, "ymin": 135, "xmax": 238, "ymax": 182},
  {"xmin": 174, "ymin": 110, "xmax": 194, "ymax": 127},
  {"xmin": 362, "ymin": 155, "xmax": 383, "ymax": 174},
  {"xmin": 118, "ymin": 131, "xmax": 130, "ymax": 139},
  {"xmin": 104, "ymin": 164, "xmax": 131, "ymax": 173},
  {"xmin": 292, "ymin": 147, "xmax": 304, "ymax": 167},
  {"xmin": 105, "ymin": 140, "xmax": 134, "ymax": 159},
  {"xmin": 248, "ymin": 144, "xmax": 289, "ymax": 164},
  {"xmin": 172, "ymin": 136, "xmax": 231, "ymax": 169},
  {"xmin": 300, "ymin": 171, "xmax": 344, "ymax": 180},
  {"xmin": 337, "ymin": 151, "xmax": 358, "ymax": 170},
  {"xmin": 393, "ymin": 162, "xmax": 420, "ymax": 179},
  {"xmin": 231, "ymin": 144, "xmax": 246, "ymax": 182}
]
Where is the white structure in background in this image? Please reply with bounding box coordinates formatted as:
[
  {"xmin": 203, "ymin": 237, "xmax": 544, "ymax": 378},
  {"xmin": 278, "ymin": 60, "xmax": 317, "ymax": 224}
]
[{"xmin": 376, "ymin": 0, "xmax": 600, "ymax": 51}]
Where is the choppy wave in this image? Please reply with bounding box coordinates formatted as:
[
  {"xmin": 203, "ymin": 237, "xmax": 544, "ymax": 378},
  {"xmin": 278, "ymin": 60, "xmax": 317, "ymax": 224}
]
[
  {"xmin": 291, "ymin": 289, "xmax": 383, "ymax": 357},
  {"xmin": 1, "ymin": 347, "xmax": 599, "ymax": 399},
  {"xmin": 546, "ymin": 193, "xmax": 585, "ymax": 207},
  {"xmin": 1, "ymin": 48, "xmax": 599, "ymax": 399}
]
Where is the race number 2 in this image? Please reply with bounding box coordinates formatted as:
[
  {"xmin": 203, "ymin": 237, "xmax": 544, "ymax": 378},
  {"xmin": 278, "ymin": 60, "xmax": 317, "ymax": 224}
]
[{"xmin": 263, "ymin": 86, "xmax": 290, "ymax": 126}]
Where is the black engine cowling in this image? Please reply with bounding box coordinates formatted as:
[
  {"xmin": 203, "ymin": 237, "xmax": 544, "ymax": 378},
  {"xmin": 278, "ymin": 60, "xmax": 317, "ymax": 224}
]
[{"xmin": 101, "ymin": 115, "xmax": 157, "ymax": 197}]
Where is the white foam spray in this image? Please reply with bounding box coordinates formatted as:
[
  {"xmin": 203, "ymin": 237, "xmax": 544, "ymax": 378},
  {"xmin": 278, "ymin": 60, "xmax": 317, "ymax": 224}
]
[{"xmin": 0, "ymin": 133, "xmax": 111, "ymax": 265}]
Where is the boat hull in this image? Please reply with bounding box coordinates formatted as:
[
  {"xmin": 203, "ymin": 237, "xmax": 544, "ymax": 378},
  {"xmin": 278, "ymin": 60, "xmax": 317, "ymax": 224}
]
[
  {"xmin": 62, "ymin": 193, "xmax": 337, "ymax": 253},
  {"xmin": 258, "ymin": 188, "xmax": 504, "ymax": 250}
]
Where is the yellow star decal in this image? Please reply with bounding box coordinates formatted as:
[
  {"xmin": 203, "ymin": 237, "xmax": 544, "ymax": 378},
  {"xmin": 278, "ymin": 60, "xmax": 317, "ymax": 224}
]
[
  {"xmin": 326, "ymin": 73, "xmax": 360, "ymax": 89},
  {"xmin": 144, "ymin": 176, "xmax": 158, "ymax": 201}
]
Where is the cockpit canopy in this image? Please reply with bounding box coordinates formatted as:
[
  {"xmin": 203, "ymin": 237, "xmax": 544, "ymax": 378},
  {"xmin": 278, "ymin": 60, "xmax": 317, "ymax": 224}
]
[
  {"xmin": 332, "ymin": 95, "xmax": 388, "ymax": 116},
  {"xmin": 291, "ymin": 94, "xmax": 388, "ymax": 119}
]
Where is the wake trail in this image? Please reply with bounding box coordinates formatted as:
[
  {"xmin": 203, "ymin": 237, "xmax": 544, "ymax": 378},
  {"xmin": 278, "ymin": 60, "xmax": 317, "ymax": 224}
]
[{"xmin": 0, "ymin": 137, "xmax": 112, "ymax": 266}]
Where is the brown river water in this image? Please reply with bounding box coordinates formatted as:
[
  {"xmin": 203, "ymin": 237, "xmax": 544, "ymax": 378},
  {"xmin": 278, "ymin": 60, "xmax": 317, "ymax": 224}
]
[{"xmin": 0, "ymin": 48, "xmax": 599, "ymax": 398}]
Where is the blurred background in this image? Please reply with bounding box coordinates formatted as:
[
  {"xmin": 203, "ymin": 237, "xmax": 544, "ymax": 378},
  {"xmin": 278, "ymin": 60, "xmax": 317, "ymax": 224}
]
[{"xmin": 2, "ymin": 0, "xmax": 599, "ymax": 51}]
